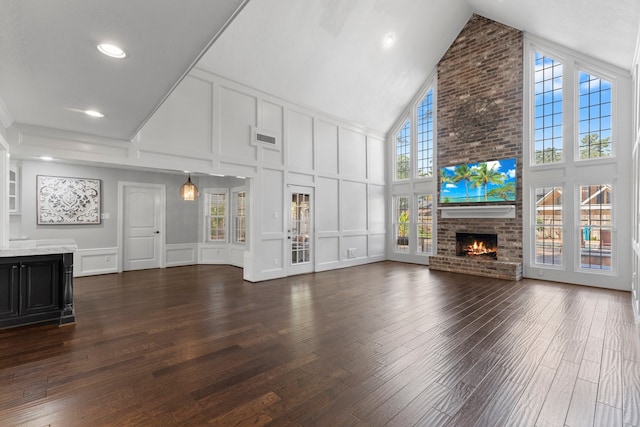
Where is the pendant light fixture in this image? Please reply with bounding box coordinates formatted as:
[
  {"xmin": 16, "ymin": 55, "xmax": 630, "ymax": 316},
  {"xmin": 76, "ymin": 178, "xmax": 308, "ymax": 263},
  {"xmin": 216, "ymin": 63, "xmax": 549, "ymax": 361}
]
[{"xmin": 180, "ymin": 174, "xmax": 199, "ymax": 201}]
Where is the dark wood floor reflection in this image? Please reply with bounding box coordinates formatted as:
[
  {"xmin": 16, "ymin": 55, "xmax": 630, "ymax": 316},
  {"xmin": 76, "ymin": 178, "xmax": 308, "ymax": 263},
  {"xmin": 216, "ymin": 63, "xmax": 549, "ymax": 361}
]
[{"xmin": 1, "ymin": 262, "xmax": 639, "ymax": 426}]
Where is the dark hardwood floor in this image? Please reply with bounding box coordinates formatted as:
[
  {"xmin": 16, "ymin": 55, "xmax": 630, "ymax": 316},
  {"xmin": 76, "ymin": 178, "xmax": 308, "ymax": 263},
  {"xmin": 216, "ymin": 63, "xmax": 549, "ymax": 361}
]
[{"xmin": 1, "ymin": 262, "xmax": 639, "ymax": 426}]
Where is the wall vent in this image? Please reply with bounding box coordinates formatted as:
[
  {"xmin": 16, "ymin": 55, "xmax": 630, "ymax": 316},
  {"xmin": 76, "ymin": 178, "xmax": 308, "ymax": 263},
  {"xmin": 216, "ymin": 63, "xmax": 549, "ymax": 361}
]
[
  {"xmin": 256, "ymin": 132, "xmax": 277, "ymax": 145},
  {"xmin": 251, "ymin": 126, "xmax": 281, "ymax": 151}
]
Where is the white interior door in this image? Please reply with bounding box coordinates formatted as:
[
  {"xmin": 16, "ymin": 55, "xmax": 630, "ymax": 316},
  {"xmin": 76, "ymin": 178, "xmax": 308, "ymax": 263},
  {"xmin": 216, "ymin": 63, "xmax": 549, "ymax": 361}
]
[
  {"xmin": 288, "ymin": 186, "xmax": 314, "ymax": 276},
  {"xmin": 121, "ymin": 183, "xmax": 165, "ymax": 271}
]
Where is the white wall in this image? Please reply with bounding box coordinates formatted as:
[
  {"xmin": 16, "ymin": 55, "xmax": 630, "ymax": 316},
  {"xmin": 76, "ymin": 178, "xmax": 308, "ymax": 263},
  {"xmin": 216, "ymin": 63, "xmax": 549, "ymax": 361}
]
[
  {"xmin": 632, "ymin": 24, "xmax": 640, "ymax": 322},
  {"xmin": 8, "ymin": 160, "xmax": 245, "ymax": 276},
  {"xmin": 5, "ymin": 68, "xmax": 386, "ymax": 282},
  {"xmin": 11, "ymin": 161, "xmax": 201, "ymax": 246}
]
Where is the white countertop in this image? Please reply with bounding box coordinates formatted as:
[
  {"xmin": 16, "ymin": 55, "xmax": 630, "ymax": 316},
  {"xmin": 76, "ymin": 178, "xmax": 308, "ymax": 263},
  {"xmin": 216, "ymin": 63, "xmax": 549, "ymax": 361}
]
[{"xmin": 0, "ymin": 239, "xmax": 78, "ymax": 257}]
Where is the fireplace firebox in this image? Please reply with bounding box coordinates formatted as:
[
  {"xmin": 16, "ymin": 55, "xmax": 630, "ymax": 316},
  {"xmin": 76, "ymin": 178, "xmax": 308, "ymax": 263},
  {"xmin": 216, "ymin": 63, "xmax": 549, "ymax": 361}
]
[{"xmin": 456, "ymin": 232, "xmax": 498, "ymax": 259}]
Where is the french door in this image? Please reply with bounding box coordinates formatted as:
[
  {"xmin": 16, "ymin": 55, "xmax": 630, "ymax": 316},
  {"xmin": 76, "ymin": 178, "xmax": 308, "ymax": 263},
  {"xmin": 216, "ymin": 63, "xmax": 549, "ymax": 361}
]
[{"xmin": 288, "ymin": 186, "xmax": 314, "ymax": 276}]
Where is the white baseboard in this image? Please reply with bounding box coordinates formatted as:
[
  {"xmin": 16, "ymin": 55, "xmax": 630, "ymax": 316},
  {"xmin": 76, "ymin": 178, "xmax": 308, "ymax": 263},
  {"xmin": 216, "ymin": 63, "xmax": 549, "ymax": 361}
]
[{"xmin": 74, "ymin": 247, "xmax": 119, "ymax": 277}]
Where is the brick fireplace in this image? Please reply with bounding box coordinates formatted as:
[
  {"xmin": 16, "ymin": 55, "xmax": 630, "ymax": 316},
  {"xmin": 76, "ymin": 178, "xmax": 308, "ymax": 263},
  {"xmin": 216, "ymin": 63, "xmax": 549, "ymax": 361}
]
[{"xmin": 428, "ymin": 15, "xmax": 523, "ymax": 281}]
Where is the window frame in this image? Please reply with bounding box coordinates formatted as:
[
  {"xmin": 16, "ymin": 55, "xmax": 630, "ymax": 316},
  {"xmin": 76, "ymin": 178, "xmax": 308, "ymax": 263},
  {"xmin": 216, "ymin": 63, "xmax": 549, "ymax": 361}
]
[
  {"xmin": 575, "ymin": 182, "xmax": 615, "ymax": 274},
  {"xmin": 415, "ymin": 193, "xmax": 434, "ymax": 255},
  {"xmin": 532, "ymin": 50, "xmax": 565, "ymax": 166},
  {"xmin": 231, "ymin": 187, "xmax": 247, "ymax": 245},
  {"xmin": 524, "ymin": 35, "xmax": 629, "ymax": 288},
  {"xmin": 574, "ymin": 64, "xmax": 618, "ymax": 163},
  {"xmin": 532, "ymin": 185, "xmax": 564, "ymax": 268},
  {"xmin": 394, "ymin": 118, "xmax": 411, "ymax": 181},
  {"xmin": 416, "ymin": 89, "xmax": 435, "ymax": 179},
  {"xmin": 393, "ymin": 195, "xmax": 410, "ymax": 254},
  {"xmin": 204, "ymin": 188, "xmax": 228, "ymax": 243}
]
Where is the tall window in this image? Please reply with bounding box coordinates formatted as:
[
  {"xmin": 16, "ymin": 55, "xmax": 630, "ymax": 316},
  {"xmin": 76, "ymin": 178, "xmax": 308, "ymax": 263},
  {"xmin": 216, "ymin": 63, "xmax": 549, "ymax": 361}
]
[
  {"xmin": 534, "ymin": 52, "xmax": 563, "ymax": 164},
  {"xmin": 527, "ymin": 41, "xmax": 624, "ymax": 286},
  {"xmin": 579, "ymin": 184, "xmax": 613, "ymax": 270},
  {"xmin": 232, "ymin": 190, "xmax": 246, "ymax": 244},
  {"xmin": 395, "ymin": 120, "xmax": 410, "ymax": 180},
  {"xmin": 206, "ymin": 190, "xmax": 227, "ymax": 242},
  {"xmin": 416, "ymin": 194, "xmax": 433, "ymax": 254},
  {"xmin": 417, "ymin": 90, "xmax": 434, "ymax": 177},
  {"xmin": 535, "ymin": 187, "xmax": 563, "ymax": 265},
  {"xmin": 394, "ymin": 196, "xmax": 409, "ymax": 253},
  {"xmin": 390, "ymin": 80, "xmax": 436, "ymax": 261},
  {"xmin": 578, "ymin": 72, "xmax": 612, "ymax": 159}
]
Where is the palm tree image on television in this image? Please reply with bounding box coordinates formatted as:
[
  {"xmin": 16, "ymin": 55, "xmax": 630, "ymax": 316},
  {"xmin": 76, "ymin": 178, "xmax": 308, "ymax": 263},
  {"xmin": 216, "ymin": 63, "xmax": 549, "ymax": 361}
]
[{"xmin": 440, "ymin": 158, "xmax": 516, "ymax": 203}]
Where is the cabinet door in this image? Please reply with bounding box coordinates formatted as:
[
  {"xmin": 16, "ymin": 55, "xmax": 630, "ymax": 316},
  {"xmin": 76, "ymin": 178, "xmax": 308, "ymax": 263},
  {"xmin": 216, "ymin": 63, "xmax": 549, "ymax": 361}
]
[
  {"xmin": 9, "ymin": 161, "xmax": 20, "ymax": 214},
  {"xmin": 0, "ymin": 263, "xmax": 20, "ymax": 319},
  {"xmin": 20, "ymin": 258, "xmax": 60, "ymax": 315}
]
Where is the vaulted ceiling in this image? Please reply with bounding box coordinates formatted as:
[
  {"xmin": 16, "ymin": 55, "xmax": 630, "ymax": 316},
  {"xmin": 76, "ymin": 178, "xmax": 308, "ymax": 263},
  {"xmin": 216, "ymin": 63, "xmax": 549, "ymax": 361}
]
[{"xmin": 1, "ymin": 0, "xmax": 639, "ymax": 141}]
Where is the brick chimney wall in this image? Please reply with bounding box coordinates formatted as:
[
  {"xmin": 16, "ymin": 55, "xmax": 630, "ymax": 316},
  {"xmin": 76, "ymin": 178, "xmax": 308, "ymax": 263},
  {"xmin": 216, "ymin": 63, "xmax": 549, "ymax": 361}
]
[{"xmin": 430, "ymin": 14, "xmax": 523, "ymax": 279}]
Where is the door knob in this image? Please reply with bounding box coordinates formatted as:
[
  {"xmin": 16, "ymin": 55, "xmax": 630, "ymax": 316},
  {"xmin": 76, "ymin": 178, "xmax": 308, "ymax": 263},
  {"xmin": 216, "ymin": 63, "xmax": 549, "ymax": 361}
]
[{"xmin": 154, "ymin": 231, "xmax": 160, "ymax": 234}]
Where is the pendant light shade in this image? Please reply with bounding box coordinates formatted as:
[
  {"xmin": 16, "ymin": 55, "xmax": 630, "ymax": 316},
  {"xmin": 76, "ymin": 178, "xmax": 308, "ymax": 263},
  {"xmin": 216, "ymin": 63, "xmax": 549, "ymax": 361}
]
[{"xmin": 180, "ymin": 174, "xmax": 199, "ymax": 201}]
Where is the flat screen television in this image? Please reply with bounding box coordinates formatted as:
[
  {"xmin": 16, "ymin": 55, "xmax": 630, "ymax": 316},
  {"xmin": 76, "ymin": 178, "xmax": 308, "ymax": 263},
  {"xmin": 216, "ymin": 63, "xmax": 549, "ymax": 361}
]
[{"xmin": 439, "ymin": 157, "xmax": 516, "ymax": 203}]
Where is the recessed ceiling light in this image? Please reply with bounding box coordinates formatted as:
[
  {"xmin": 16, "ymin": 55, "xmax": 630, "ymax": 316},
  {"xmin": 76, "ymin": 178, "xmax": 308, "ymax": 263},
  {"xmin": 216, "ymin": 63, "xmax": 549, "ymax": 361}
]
[
  {"xmin": 383, "ymin": 33, "xmax": 395, "ymax": 49},
  {"xmin": 84, "ymin": 110, "xmax": 105, "ymax": 118},
  {"xmin": 97, "ymin": 43, "xmax": 126, "ymax": 59},
  {"xmin": 40, "ymin": 156, "xmax": 54, "ymax": 161}
]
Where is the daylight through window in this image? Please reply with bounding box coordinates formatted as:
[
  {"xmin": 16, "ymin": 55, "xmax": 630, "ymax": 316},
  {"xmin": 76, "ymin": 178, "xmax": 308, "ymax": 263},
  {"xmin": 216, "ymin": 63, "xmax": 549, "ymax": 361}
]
[{"xmin": 534, "ymin": 52, "xmax": 563, "ymax": 164}]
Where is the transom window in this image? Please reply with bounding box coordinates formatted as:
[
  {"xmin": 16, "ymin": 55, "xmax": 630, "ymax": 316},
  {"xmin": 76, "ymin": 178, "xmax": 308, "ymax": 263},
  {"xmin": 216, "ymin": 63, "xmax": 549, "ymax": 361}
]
[
  {"xmin": 533, "ymin": 52, "xmax": 563, "ymax": 164},
  {"xmin": 395, "ymin": 120, "xmax": 410, "ymax": 180},
  {"xmin": 417, "ymin": 89, "xmax": 434, "ymax": 177},
  {"xmin": 578, "ymin": 72, "xmax": 612, "ymax": 159}
]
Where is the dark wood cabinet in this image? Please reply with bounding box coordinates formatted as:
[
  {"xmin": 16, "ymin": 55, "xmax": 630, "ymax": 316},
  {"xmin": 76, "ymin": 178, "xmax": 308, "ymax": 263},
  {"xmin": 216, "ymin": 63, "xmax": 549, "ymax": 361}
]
[
  {"xmin": 0, "ymin": 262, "xmax": 20, "ymax": 319},
  {"xmin": 0, "ymin": 253, "xmax": 74, "ymax": 329}
]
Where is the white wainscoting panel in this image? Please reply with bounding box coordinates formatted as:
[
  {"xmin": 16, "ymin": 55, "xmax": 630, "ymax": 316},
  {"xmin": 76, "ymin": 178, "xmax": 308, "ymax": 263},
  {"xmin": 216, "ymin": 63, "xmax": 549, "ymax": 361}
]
[
  {"xmin": 317, "ymin": 177, "xmax": 339, "ymax": 232},
  {"xmin": 229, "ymin": 245, "xmax": 245, "ymax": 268},
  {"xmin": 261, "ymin": 168, "xmax": 284, "ymax": 234},
  {"xmin": 317, "ymin": 236, "xmax": 340, "ymax": 266},
  {"xmin": 287, "ymin": 110, "xmax": 314, "ymax": 171},
  {"xmin": 342, "ymin": 181, "xmax": 368, "ymax": 232},
  {"xmin": 199, "ymin": 244, "xmax": 230, "ymax": 264},
  {"xmin": 74, "ymin": 247, "xmax": 119, "ymax": 277},
  {"xmin": 316, "ymin": 120, "xmax": 339, "ymax": 175},
  {"xmin": 368, "ymin": 136, "xmax": 385, "ymax": 183},
  {"xmin": 342, "ymin": 235, "xmax": 368, "ymax": 260},
  {"xmin": 166, "ymin": 243, "xmax": 197, "ymax": 267},
  {"xmin": 369, "ymin": 184, "xmax": 386, "ymax": 232},
  {"xmin": 368, "ymin": 233, "xmax": 386, "ymax": 258},
  {"xmin": 219, "ymin": 86, "xmax": 258, "ymax": 160},
  {"xmin": 339, "ymin": 127, "xmax": 367, "ymax": 179}
]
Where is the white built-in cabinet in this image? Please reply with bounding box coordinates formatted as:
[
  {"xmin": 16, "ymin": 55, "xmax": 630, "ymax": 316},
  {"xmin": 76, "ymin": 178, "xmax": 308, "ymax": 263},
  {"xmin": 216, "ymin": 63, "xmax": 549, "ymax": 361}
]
[{"xmin": 8, "ymin": 161, "xmax": 20, "ymax": 215}]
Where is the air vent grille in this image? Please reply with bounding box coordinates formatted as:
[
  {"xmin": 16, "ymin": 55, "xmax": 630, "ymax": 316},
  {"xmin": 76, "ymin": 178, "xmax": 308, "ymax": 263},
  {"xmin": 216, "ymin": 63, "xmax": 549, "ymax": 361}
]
[
  {"xmin": 251, "ymin": 126, "xmax": 281, "ymax": 151},
  {"xmin": 256, "ymin": 133, "xmax": 277, "ymax": 145}
]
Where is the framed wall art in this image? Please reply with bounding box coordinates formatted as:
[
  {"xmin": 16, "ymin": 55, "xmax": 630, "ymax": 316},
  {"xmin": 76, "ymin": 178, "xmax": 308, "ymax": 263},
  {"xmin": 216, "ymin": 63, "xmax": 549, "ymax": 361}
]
[{"xmin": 37, "ymin": 175, "xmax": 101, "ymax": 224}]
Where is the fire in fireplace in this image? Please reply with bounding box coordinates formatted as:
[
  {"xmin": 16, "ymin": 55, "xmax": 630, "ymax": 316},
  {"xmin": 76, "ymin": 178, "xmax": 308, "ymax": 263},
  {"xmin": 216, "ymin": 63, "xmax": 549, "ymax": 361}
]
[{"xmin": 456, "ymin": 232, "xmax": 498, "ymax": 259}]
